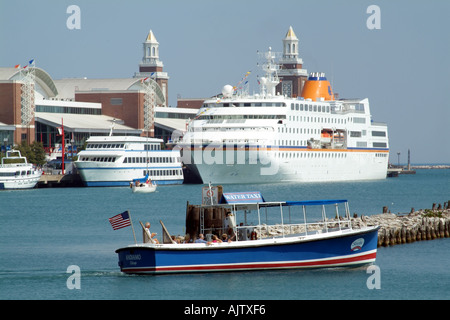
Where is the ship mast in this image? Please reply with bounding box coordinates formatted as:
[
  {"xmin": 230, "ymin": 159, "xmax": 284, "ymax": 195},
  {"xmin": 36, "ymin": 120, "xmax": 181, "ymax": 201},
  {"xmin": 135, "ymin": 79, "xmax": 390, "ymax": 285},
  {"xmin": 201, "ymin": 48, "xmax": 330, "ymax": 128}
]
[{"xmin": 258, "ymin": 47, "xmax": 280, "ymax": 98}]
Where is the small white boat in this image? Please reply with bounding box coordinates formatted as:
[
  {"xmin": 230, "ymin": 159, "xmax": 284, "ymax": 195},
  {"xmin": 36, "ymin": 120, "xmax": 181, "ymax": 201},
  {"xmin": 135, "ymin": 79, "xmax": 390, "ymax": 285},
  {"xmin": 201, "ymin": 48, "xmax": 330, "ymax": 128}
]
[
  {"xmin": 131, "ymin": 175, "xmax": 157, "ymax": 193},
  {"xmin": 0, "ymin": 150, "xmax": 42, "ymax": 190}
]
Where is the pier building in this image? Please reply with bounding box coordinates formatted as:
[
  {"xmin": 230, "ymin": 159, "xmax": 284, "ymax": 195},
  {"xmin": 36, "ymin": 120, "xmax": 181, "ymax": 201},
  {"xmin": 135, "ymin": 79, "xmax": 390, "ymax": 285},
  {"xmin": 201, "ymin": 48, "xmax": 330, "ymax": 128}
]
[
  {"xmin": 0, "ymin": 27, "xmax": 307, "ymax": 155},
  {"xmin": 0, "ymin": 29, "xmax": 190, "ymax": 153}
]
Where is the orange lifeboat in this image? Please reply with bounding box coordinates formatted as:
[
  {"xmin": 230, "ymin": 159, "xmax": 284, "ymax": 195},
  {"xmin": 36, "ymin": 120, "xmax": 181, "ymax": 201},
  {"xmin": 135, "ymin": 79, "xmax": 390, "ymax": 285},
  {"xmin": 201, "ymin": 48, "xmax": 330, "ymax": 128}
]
[{"xmin": 301, "ymin": 72, "xmax": 335, "ymax": 101}]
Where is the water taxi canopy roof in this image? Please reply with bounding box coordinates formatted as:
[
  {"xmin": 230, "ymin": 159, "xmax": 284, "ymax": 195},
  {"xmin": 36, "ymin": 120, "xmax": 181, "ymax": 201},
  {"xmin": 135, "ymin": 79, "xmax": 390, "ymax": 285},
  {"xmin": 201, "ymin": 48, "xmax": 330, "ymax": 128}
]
[
  {"xmin": 284, "ymin": 199, "xmax": 347, "ymax": 206},
  {"xmin": 217, "ymin": 191, "xmax": 346, "ymax": 209}
]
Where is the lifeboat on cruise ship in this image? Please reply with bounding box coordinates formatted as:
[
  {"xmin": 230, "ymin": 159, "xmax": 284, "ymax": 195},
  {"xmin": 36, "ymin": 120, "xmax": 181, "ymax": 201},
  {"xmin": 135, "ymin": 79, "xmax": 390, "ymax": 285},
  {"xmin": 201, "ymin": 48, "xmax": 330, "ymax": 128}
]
[{"xmin": 301, "ymin": 72, "xmax": 335, "ymax": 101}]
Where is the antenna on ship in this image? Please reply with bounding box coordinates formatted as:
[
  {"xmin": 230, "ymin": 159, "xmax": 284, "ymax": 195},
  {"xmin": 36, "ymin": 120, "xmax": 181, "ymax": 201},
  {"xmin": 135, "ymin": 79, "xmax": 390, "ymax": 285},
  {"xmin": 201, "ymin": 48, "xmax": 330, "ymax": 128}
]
[
  {"xmin": 257, "ymin": 47, "xmax": 280, "ymax": 98},
  {"xmin": 109, "ymin": 119, "xmax": 116, "ymax": 136}
]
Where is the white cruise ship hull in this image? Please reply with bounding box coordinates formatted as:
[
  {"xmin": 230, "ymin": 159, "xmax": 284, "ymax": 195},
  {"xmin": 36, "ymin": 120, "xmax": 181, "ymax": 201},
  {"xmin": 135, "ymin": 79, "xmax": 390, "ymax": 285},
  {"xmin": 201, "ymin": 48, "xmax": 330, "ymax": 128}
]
[{"xmin": 184, "ymin": 146, "xmax": 388, "ymax": 184}]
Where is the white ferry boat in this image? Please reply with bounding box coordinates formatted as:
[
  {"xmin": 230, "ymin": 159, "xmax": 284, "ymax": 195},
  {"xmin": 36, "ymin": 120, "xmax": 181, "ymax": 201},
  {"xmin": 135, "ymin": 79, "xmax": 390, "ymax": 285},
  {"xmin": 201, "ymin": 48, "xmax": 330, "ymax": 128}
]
[
  {"xmin": 0, "ymin": 150, "xmax": 42, "ymax": 189},
  {"xmin": 178, "ymin": 48, "xmax": 389, "ymax": 184},
  {"xmin": 75, "ymin": 136, "xmax": 183, "ymax": 187}
]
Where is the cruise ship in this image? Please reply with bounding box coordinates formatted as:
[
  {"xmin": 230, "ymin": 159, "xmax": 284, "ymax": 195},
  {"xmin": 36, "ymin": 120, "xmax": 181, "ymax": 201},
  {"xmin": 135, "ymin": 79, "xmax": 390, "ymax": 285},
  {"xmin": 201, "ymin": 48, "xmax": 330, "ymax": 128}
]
[
  {"xmin": 177, "ymin": 47, "xmax": 389, "ymax": 184},
  {"xmin": 75, "ymin": 136, "xmax": 183, "ymax": 187}
]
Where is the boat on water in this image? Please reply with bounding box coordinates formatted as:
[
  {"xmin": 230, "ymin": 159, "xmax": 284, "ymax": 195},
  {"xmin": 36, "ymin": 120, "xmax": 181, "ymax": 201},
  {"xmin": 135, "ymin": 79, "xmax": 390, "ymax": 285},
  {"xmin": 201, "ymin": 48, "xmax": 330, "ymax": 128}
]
[
  {"xmin": 131, "ymin": 174, "xmax": 157, "ymax": 193},
  {"xmin": 75, "ymin": 135, "xmax": 184, "ymax": 187},
  {"xmin": 0, "ymin": 150, "xmax": 42, "ymax": 190},
  {"xmin": 115, "ymin": 187, "xmax": 379, "ymax": 275},
  {"xmin": 177, "ymin": 31, "xmax": 389, "ymax": 184}
]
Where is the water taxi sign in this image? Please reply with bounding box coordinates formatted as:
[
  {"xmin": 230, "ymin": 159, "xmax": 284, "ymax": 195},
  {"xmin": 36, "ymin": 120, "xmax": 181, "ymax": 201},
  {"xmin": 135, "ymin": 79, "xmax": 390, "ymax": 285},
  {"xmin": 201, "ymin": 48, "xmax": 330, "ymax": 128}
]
[{"xmin": 220, "ymin": 191, "xmax": 265, "ymax": 204}]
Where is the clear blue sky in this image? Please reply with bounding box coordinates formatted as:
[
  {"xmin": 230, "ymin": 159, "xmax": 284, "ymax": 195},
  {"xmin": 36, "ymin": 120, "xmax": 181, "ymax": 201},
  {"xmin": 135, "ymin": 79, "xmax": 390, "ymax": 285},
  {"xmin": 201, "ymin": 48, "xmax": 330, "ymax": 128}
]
[{"xmin": 1, "ymin": 0, "xmax": 449, "ymax": 164}]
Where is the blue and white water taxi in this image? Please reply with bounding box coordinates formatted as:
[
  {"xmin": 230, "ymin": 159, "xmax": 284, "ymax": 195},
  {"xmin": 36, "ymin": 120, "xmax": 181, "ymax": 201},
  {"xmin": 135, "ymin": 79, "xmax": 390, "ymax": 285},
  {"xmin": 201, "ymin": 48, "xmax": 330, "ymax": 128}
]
[{"xmin": 115, "ymin": 188, "xmax": 379, "ymax": 274}]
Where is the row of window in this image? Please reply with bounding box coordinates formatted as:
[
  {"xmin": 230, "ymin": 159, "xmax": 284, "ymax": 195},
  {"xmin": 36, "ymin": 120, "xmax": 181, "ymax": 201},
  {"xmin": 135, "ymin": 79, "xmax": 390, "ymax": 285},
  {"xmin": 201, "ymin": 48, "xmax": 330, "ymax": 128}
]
[
  {"xmin": 78, "ymin": 156, "xmax": 182, "ymax": 164},
  {"xmin": 287, "ymin": 115, "xmax": 349, "ymax": 125},
  {"xmin": 124, "ymin": 156, "xmax": 181, "ymax": 164},
  {"xmin": 274, "ymin": 151, "xmax": 387, "ymax": 159},
  {"xmin": 279, "ymin": 127, "xmax": 386, "ymax": 139},
  {"xmin": 275, "ymin": 152, "xmax": 348, "ymax": 159},
  {"xmin": 204, "ymin": 102, "xmax": 287, "ymax": 108},
  {"xmin": 143, "ymin": 169, "xmax": 182, "ymax": 177},
  {"xmin": 198, "ymin": 114, "xmax": 285, "ymax": 120},
  {"xmin": 36, "ymin": 105, "xmax": 101, "ymax": 115},
  {"xmin": 0, "ymin": 170, "xmax": 33, "ymax": 177},
  {"xmin": 275, "ymin": 141, "xmax": 386, "ymax": 148},
  {"xmin": 87, "ymin": 143, "xmax": 125, "ymax": 149},
  {"xmin": 290, "ymin": 103, "xmax": 330, "ymax": 113},
  {"xmin": 78, "ymin": 156, "xmax": 116, "ymax": 162},
  {"xmin": 280, "ymin": 127, "xmax": 324, "ymax": 134},
  {"xmin": 86, "ymin": 143, "xmax": 161, "ymax": 150}
]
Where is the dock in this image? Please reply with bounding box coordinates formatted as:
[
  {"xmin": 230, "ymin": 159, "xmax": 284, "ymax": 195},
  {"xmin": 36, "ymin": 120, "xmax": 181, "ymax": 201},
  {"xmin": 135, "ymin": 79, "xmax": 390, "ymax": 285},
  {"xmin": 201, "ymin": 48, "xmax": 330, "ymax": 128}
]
[{"xmin": 37, "ymin": 173, "xmax": 83, "ymax": 188}]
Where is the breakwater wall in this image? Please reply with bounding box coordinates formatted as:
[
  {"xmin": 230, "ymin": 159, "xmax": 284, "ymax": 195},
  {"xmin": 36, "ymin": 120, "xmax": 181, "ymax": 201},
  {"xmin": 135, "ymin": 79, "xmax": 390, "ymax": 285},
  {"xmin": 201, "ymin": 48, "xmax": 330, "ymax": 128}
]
[{"xmin": 351, "ymin": 201, "xmax": 450, "ymax": 247}]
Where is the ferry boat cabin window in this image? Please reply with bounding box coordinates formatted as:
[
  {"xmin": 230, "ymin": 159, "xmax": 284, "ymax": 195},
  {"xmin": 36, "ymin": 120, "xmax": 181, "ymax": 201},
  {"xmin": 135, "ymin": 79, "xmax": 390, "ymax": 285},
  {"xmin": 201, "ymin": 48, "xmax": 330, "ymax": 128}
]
[
  {"xmin": 372, "ymin": 131, "xmax": 386, "ymax": 137},
  {"xmin": 373, "ymin": 142, "xmax": 387, "ymax": 148}
]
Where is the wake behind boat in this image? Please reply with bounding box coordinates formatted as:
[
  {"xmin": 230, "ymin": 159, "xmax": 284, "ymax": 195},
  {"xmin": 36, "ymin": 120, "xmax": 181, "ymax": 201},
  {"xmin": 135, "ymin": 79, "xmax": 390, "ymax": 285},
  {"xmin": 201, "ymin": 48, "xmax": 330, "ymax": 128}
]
[
  {"xmin": 0, "ymin": 150, "xmax": 42, "ymax": 190},
  {"xmin": 115, "ymin": 187, "xmax": 379, "ymax": 275}
]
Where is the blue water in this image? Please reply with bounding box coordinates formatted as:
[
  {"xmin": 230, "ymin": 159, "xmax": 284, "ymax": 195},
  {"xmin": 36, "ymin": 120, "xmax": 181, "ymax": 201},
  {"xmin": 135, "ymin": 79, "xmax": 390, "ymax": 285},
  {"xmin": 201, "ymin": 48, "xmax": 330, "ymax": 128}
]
[{"xmin": 0, "ymin": 169, "xmax": 449, "ymax": 300}]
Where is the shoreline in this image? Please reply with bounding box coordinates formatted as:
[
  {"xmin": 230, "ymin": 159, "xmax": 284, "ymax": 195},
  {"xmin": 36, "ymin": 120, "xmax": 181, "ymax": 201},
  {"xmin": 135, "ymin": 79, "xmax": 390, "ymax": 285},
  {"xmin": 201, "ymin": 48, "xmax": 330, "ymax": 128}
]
[{"xmin": 411, "ymin": 165, "xmax": 450, "ymax": 169}]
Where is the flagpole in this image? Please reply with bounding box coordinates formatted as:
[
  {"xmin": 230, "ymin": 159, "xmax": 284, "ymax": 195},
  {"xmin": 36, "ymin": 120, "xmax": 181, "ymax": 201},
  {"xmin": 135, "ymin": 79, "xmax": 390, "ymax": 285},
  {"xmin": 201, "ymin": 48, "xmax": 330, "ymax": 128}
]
[{"xmin": 127, "ymin": 210, "xmax": 137, "ymax": 244}]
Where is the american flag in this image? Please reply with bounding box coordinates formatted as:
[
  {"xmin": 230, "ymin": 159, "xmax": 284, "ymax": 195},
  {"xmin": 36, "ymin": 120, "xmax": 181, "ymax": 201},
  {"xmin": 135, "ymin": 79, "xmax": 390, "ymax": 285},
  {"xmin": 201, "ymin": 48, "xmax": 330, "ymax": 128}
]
[{"xmin": 109, "ymin": 211, "xmax": 131, "ymax": 230}]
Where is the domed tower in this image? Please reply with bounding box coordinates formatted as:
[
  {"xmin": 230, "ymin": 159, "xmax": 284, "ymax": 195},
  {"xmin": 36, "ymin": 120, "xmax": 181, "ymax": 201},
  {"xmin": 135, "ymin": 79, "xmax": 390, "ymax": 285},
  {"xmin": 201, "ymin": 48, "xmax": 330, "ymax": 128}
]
[
  {"xmin": 276, "ymin": 26, "xmax": 308, "ymax": 98},
  {"xmin": 135, "ymin": 30, "xmax": 169, "ymax": 106}
]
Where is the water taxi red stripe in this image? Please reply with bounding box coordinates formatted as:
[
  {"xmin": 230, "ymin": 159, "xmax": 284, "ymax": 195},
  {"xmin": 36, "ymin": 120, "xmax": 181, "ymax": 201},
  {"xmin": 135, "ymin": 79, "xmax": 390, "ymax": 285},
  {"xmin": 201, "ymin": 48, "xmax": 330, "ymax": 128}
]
[{"xmin": 122, "ymin": 252, "xmax": 377, "ymax": 274}]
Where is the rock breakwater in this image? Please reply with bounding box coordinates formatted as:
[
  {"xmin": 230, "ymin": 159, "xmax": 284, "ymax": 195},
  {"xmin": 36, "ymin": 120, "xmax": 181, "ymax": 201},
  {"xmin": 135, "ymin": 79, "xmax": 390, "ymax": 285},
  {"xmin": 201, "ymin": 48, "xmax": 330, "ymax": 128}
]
[{"xmin": 351, "ymin": 201, "xmax": 450, "ymax": 247}]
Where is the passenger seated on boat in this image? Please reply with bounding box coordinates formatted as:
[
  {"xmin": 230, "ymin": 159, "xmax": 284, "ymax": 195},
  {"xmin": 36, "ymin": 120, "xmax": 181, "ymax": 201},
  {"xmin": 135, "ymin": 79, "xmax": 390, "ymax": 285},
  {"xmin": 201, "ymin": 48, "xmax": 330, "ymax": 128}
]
[
  {"xmin": 207, "ymin": 235, "xmax": 222, "ymax": 245},
  {"xmin": 194, "ymin": 234, "xmax": 207, "ymax": 243},
  {"xmin": 143, "ymin": 222, "xmax": 159, "ymax": 244},
  {"xmin": 170, "ymin": 235, "xmax": 179, "ymax": 243},
  {"xmin": 183, "ymin": 234, "xmax": 192, "ymax": 243},
  {"xmin": 221, "ymin": 233, "xmax": 232, "ymax": 243}
]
